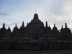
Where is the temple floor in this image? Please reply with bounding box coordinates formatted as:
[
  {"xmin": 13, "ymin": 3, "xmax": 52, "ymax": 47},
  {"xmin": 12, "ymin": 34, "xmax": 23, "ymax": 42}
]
[{"xmin": 0, "ymin": 50, "xmax": 72, "ymax": 54}]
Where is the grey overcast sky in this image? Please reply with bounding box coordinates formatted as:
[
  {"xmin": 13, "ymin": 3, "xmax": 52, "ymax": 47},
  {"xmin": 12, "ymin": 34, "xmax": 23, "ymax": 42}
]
[{"xmin": 0, "ymin": 0, "xmax": 72, "ymax": 30}]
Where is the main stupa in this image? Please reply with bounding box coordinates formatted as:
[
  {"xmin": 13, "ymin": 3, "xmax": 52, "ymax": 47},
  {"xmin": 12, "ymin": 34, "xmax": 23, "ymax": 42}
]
[{"xmin": 26, "ymin": 13, "xmax": 44, "ymax": 33}]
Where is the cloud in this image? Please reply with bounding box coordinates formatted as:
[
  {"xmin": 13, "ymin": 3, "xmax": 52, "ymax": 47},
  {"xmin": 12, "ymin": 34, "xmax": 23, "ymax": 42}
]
[{"xmin": 0, "ymin": 13, "xmax": 8, "ymax": 16}]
